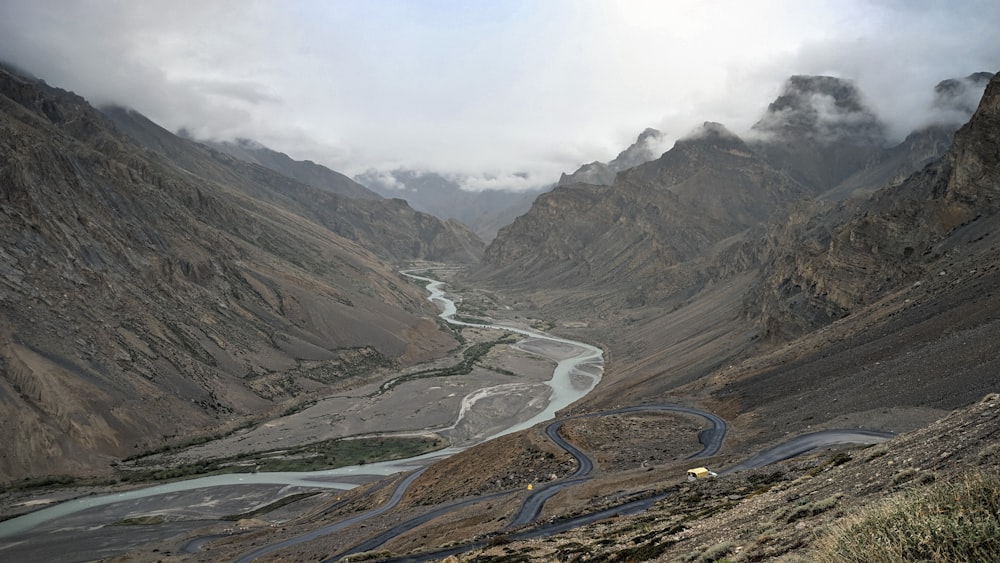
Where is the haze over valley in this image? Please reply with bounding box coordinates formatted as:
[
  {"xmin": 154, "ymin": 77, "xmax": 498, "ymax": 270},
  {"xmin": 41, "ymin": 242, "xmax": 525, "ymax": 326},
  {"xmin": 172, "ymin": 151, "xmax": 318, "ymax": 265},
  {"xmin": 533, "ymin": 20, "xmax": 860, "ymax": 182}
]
[{"xmin": 1, "ymin": 2, "xmax": 1000, "ymax": 562}]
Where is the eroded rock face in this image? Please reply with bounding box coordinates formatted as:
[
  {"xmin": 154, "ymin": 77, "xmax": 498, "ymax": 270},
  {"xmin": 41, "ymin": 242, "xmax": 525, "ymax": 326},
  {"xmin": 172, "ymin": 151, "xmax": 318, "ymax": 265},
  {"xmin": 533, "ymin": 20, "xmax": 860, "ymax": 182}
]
[{"xmin": 0, "ymin": 66, "xmax": 457, "ymax": 481}]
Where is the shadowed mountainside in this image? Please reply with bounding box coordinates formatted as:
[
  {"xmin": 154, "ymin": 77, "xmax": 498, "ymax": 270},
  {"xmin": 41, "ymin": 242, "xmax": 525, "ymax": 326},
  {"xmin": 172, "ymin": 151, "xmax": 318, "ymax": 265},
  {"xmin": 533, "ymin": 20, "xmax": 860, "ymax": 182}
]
[{"xmin": 480, "ymin": 122, "xmax": 807, "ymax": 309}]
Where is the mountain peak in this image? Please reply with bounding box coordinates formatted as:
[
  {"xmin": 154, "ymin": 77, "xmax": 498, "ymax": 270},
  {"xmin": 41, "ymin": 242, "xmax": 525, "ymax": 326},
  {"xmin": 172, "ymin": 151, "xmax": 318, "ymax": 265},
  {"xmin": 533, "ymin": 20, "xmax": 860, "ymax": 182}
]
[
  {"xmin": 558, "ymin": 128, "xmax": 667, "ymax": 186},
  {"xmin": 933, "ymin": 72, "xmax": 995, "ymax": 115},
  {"xmin": 674, "ymin": 122, "xmax": 747, "ymax": 154},
  {"xmin": 752, "ymin": 75, "xmax": 886, "ymax": 146}
]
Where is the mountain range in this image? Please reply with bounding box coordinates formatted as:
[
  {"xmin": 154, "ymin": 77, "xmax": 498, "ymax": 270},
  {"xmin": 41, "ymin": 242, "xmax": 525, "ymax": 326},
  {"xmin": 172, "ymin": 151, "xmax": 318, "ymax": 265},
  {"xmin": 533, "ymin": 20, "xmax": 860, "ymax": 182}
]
[
  {"xmin": 1, "ymin": 58, "xmax": 998, "ymax": 562},
  {"xmin": 353, "ymin": 168, "xmax": 546, "ymax": 242}
]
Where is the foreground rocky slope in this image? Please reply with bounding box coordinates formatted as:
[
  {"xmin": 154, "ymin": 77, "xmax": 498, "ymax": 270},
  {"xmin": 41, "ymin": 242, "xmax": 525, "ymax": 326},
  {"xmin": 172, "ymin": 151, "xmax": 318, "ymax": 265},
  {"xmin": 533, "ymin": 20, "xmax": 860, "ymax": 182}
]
[
  {"xmin": 462, "ymin": 394, "xmax": 1000, "ymax": 562},
  {"xmin": 0, "ymin": 66, "xmax": 459, "ymax": 481}
]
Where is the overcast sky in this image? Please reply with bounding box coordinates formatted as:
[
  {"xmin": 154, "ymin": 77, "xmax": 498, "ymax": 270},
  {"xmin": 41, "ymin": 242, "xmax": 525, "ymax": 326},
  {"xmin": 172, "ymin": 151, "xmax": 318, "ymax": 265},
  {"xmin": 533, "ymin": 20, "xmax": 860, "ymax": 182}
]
[{"xmin": 1, "ymin": 0, "xmax": 998, "ymax": 190}]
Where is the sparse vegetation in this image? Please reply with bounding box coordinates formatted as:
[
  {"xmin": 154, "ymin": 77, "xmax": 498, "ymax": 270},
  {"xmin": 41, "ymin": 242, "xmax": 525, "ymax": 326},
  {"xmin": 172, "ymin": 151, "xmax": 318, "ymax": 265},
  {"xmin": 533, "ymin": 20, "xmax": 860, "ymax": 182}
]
[
  {"xmin": 113, "ymin": 515, "xmax": 166, "ymax": 526},
  {"xmin": 377, "ymin": 334, "xmax": 516, "ymax": 394},
  {"xmin": 864, "ymin": 446, "xmax": 889, "ymax": 461},
  {"xmin": 9, "ymin": 474, "xmax": 77, "ymax": 490},
  {"xmin": 813, "ymin": 473, "xmax": 1000, "ymax": 562},
  {"xmin": 117, "ymin": 436, "xmax": 445, "ymax": 483},
  {"xmin": 782, "ymin": 494, "xmax": 842, "ymax": 523},
  {"xmin": 805, "ymin": 451, "xmax": 853, "ymax": 477}
]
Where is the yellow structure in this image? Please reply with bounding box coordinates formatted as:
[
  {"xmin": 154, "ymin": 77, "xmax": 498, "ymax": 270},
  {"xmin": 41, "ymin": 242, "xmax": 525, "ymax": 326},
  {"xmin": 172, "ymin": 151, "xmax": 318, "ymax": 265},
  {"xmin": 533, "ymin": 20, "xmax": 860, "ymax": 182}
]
[{"xmin": 687, "ymin": 467, "xmax": 718, "ymax": 480}]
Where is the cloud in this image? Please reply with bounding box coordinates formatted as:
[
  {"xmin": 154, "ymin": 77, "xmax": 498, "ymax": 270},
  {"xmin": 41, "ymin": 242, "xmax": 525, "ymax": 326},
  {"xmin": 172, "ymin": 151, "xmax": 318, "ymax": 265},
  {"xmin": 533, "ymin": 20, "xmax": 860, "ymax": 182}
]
[
  {"xmin": 358, "ymin": 170, "xmax": 410, "ymax": 192},
  {"xmin": 1, "ymin": 0, "xmax": 998, "ymax": 188}
]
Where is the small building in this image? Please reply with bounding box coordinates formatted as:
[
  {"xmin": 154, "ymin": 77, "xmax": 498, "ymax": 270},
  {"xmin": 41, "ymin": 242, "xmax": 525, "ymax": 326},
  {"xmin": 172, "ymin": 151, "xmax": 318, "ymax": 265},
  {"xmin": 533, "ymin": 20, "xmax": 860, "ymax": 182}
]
[{"xmin": 687, "ymin": 467, "xmax": 718, "ymax": 481}]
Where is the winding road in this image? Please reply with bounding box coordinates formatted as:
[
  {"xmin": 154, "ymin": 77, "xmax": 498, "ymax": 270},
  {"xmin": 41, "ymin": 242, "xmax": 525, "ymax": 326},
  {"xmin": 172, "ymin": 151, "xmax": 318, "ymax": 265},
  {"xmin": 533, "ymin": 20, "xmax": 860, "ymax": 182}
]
[
  {"xmin": 507, "ymin": 403, "xmax": 726, "ymax": 529},
  {"xmin": 314, "ymin": 419, "xmax": 892, "ymax": 562}
]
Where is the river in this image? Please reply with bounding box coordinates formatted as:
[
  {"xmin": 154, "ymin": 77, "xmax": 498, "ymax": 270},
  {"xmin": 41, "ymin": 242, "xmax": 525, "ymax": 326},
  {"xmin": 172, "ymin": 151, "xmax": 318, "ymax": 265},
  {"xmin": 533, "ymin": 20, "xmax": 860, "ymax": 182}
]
[{"xmin": 0, "ymin": 270, "xmax": 604, "ymax": 539}]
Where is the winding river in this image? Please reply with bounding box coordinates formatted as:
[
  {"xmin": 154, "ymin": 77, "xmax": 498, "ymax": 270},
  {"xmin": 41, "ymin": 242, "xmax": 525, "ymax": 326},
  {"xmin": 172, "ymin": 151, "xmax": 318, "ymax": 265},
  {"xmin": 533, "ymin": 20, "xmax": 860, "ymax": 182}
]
[{"xmin": 0, "ymin": 270, "xmax": 604, "ymax": 539}]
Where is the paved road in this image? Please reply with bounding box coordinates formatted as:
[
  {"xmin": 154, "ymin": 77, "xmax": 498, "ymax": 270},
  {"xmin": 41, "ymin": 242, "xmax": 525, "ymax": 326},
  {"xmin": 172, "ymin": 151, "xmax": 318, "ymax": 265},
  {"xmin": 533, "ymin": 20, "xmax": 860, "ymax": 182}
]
[
  {"xmin": 721, "ymin": 429, "xmax": 893, "ymax": 474},
  {"xmin": 369, "ymin": 425, "xmax": 893, "ymax": 563},
  {"xmin": 507, "ymin": 403, "xmax": 726, "ymax": 528},
  {"xmin": 601, "ymin": 404, "xmax": 728, "ymax": 458},
  {"xmin": 328, "ymin": 490, "xmax": 512, "ymax": 562}
]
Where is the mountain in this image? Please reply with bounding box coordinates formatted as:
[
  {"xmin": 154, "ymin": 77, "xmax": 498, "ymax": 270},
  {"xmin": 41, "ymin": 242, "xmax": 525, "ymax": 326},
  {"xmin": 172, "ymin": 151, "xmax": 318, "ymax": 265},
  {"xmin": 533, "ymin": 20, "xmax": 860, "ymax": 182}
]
[
  {"xmin": 481, "ymin": 122, "xmax": 807, "ymax": 308},
  {"xmin": 354, "ymin": 168, "xmax": 546, "ymax": 242},
  {"xmin": 100, "ymin": 107, "xmax": 484, "ymax": 264},
  {"xmin": 557, "ymin": 127, "xmax": 667, "ymax": 186},
  {"xmin": 4, "ymin": 65, "xmax": 1000, "ymax": 563},
  {"xmin": 933, "ymin": 71, "xmax": 995, "ymax": 115},
  {"xmin": 307, "ymin": 70, "xmax": 1000, "ymax": 563},
  {"xmin": 0, "ymin": 65, "xmax": 459, "ymax": 481},
  {"xmin": 196, "ymin": 136, "xmax": 381, "ymax": 200},
  {"xmin": 749, "ymin": 70, "xmax": 1000, "ymax": 342},
  {"xmin": 747, "ymin": 75, "xmax": 890, "ymax": 195}
]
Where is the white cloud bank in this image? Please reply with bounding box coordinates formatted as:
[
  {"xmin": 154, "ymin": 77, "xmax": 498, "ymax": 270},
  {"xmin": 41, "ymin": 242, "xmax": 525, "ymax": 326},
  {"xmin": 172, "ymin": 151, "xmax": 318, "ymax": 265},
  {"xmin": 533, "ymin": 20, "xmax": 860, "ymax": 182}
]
[{"xmin": 1, "ymin": 0, "xmax": 998, "ymax": 189}]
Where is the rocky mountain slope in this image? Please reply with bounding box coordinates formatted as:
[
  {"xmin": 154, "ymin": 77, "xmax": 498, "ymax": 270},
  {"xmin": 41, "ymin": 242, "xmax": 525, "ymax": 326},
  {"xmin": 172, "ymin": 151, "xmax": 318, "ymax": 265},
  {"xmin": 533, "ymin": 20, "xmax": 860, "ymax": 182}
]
[
  {"xmin": 480, "ymin": 122, "xmax": 807, "ymax": 310},
  {"xmin": 0, "ymin": 66, "xmax": 460, "ymax": 481},
  {"xmin": 194, "ymin": 136, "xmax": 381, "ymax": 200},
  {"xmin": 749, "ymin": 71, "xmax": 1000, "ymax": 342},
  {"xmin": 101, "ymin": 108, "xmax": 484, "ymax": 264},
  {"xmin": 478, "ymin": 75, "xmax": 989, "ymax": 317}
]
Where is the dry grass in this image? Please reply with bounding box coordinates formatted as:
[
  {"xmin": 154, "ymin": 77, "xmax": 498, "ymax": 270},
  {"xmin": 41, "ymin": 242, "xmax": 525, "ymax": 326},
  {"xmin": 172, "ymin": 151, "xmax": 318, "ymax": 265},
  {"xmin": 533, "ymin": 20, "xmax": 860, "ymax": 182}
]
[{"xmin": 812, "ymin": 472, "xmax": 1000, "ymax": 562}]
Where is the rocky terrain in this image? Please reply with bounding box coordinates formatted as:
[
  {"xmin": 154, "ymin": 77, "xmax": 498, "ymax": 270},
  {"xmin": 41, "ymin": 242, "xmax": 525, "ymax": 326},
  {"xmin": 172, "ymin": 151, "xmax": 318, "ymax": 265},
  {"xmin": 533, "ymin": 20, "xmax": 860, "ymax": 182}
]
[
  {"xmin": 195, "ymin": 137, "xmax": 382, "ymax": 201},
  {"xmin": 460, "ymin": 394, "xmax": 1000, "ymax": 562},
  {"xmin": 480, "ymin": 122, "xmax": 807, "ymax": 313}
]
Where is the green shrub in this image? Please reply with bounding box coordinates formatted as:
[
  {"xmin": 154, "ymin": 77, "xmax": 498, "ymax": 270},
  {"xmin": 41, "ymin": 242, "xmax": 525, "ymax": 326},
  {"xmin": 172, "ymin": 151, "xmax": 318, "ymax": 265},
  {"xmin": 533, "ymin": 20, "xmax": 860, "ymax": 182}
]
[{"xmin": 813, "ymin": 473, "xmax": 1000, "ymax": 562}]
